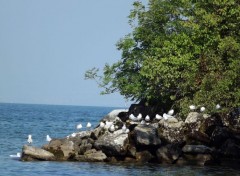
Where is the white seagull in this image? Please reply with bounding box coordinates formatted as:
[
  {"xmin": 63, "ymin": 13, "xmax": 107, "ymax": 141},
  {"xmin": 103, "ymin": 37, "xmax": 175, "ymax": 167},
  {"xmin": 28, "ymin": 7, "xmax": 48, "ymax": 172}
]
[
  {"xmin": 71, "ymin": 133, "xmax": 76, "ymax": 137},
  {"xmin": 129, "ymin": 114, "xmax": 137, "ymax": 121},
  {"xmin": 86, "ymin": 122, "xmax": 92, "ymax": 129},
  {"xmin": 137, "ymin": 113, "xmax": 142, "ymax": 121},
  {"xmin": 189, "ymin": 105, "xmax": 196, "ymax": 110},
  {"xmin": 140, "ymin": 120, "xmax": 146, "ymax": 124},
  {"xmin": 122, "ymin": 124, "xmax": 127, "ymax": 132},
  {"xmin": 100, "ymin": 121, "xmax": 105, "ymax": 128},
  {"xmin": 46, "ymin": 135, "xmax": 52, "ymax": 142},
  {"xmin": 216, "ymin": 104, "xmax": 221, "ymax": 110},
  {"xmin": 168, "ymin": 109, "xmax": 174, "ymax": 116},
  {"xmin": 27, "ymin": 135, "xmax": 33, "ymax": 144},
  {"xmin": 200, "ymin": 107, "xmax": 206, "ymax": 112},
  {"xmin": 145, "ymin": 115, "xmax": 150, "ymax": 122},
  {"xmin": 155, "ymin": 114, "xmax": 163, "ymax": 120},
  {"xmin": 163, "ymin": 113, "xmax": 173, "ymax": 120},
  {"xmin": 109, "ymin": 124, "xmax": 115, "ymax": 132},
  {"xmin": 76, "ymin": 123, "xmax": 82, "ymax": 130}
]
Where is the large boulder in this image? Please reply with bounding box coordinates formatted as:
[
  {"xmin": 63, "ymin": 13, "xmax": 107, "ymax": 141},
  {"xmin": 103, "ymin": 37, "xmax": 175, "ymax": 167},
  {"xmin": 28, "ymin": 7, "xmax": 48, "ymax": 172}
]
[
  {"xmin": 102, "ymin": 109, "xmax": 128, "ymax": 122},
  {"xmin": 182, "ymin": 145, "xmax": 214, "ymax": 154},
  {"xmin": 132, "ymin": 124, "xmax": 161, "ymax": 146},
  {"xmin": 94, "ymin": 130, "xmax": 129, "ymax": 156},
  {"xmin": 42, "ymin": 138, "xmax": 75, "ymax": 160},
  {"xmin": 76, "ymin": 149, "xmax": 107, "ymax": 162},
  {"xmin": 156, "ymin": 144, "xmax": 182, "ymax": 164},
  {"xmin": 185, "ymin": 112, "xmax": 203, "ymax": 124},
  {"xmin": 21, "ymin": 145, "xmax": 55, "ymax": 161}
]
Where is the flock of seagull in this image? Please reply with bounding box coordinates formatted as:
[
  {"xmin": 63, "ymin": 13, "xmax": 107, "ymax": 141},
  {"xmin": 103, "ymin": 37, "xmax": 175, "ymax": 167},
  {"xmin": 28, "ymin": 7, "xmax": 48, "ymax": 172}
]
[{"xmin": 10, "ymin": 104, "xmax": 221, "ymax": 159}]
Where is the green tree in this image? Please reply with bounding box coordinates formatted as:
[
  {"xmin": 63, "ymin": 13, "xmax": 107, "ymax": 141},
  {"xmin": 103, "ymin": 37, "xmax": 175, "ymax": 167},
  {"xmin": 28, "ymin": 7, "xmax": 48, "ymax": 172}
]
[{"xmin": 85, "ymin": 0, "xmax": 240, "ymax": 118}]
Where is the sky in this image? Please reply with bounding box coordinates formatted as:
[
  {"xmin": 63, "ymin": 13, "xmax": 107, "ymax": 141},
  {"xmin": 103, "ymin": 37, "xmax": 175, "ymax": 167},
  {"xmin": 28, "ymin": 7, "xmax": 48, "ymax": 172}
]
[{"xmin": 0, "ymin": 0, "xmax": 146, "ymax": 107}]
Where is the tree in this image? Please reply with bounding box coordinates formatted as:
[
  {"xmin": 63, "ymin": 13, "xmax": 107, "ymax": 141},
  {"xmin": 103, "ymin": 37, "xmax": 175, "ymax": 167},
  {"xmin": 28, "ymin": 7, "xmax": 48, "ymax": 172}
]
[{"xmin": 85, "ymin": 0, "xmax": 240, "ymax": 118}]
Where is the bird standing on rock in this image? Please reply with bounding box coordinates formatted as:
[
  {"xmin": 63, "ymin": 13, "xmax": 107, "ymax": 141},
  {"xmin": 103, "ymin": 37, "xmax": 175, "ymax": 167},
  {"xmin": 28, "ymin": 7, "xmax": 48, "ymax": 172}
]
[
  {"xmin": 168, "ymin": 109, "xmax": 174, "ymax": 116},
  {"xmin": 145, "ymin": 115, "xmax": 150, "ymax": 122},
  {"xmin": 46, "ymin": 135, "xmax": 52, "ymax": 142},
  {"xmin": 86, "ymin": 122, "xmax": 91, "ymax": 129},
  {"xmin": 189, "ymin": 105, "xmax": 196, "ymax": 111},
  {"xmin": 155, "ymin": 114, "xmax": 162, "ymax": 120},
  {"xmin": 76, "ymin": 123, "xmax": 82, "ymax": 130},
  {"xmin": 27, "ymin": 135, "xmax": 33, "ymax": 145},
  {"xmin": 100, "ymin": 122, "xmax": 105, "ymax": 128},
  {"xmin": 200, "ymin": 107, "xmax": 205, "ymax": 112},
  {"xmin": 137, "ymin": 113, "xmax": 142, "ymax": 121},
  {"xmin": 216, "ymin": 104, "xmax": 221, "ymax": 110}
]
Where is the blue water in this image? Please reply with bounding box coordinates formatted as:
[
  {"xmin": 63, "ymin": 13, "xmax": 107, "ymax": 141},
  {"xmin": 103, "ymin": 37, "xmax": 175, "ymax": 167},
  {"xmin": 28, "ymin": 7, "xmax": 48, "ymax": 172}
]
[{"xmin": 1, "ymin": 103, "xmax": 240, "ymax": 176}]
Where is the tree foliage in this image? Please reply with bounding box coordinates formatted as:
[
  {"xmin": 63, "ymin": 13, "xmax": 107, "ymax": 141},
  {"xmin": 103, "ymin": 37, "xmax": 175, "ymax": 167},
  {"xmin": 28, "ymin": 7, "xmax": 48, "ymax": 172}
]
[{"xmin": 85, "ymin": 0, "xmax": 240, "ymax": 117}]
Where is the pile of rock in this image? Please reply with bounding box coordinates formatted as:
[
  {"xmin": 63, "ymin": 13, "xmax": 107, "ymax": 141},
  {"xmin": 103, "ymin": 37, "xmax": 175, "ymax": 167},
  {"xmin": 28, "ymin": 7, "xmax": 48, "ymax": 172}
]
[{"xmin": 21, "ymin": 105, "xmax": 240, "ymax": 166}]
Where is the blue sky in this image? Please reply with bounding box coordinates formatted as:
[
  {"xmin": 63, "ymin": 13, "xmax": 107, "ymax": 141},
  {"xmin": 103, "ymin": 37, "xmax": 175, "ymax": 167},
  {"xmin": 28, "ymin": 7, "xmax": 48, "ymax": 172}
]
[{"xmin": 0, "ymin": 0, "xmax": 146, "ymax": 107}]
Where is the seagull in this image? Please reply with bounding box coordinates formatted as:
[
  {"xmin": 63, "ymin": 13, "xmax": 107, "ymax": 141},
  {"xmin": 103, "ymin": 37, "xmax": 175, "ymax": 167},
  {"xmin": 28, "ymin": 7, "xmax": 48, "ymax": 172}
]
[
  {"xmin": 155, "ymin": 114, "xmax": 163, "ymax": 120},
  {"xmin": 129, "ymin": 114, "xmax": 137, "ymax": 121},
  {"xmin": 189, "ymin": 105, "xmax": 196, "ymax": 110},
  {"xmin": 168, "ymin": 109, "xmax": 174, "ymax": 116},
  {"xmin": 105, "ymin": 121, "xmax": 113, "ymax": 129},
  {"xmin": 122, "ymin": 124, "xmax": 127, "ymax": 132},
  {"xmin": 140, "ymin": 120, "xmax": 146, "ymax": 124},
  {"xmin": 76, "ymin": 123, "xmax": 82, "ymax": 130},
  {"xmin": 71, "ymin": 133, "xmax": 76, "ymax": 137},
  {"xmin": 163, "ymin": 113, "xmax": 173, "ymax": 120},
  {"xmin": 27, "ymin": 135, "xmax": 33, "ymax": 144},
  {"xmin": 9, "ymin": 152, "xmax": 21, "ymax": 159},
  {"xmin": 200, "ymin": 107, "xmax": 205, "ymax": 112},
  {"xmin": 216, "ymin": 104, "xmax": 221, "ymax": 110},
  {"xmin": 46, "ymin": 135, "xmax": 52, "ymax": 142},
  {"xmin": 137, "ymin": 113, "xmax": 142, "ymax": 121},
  {"xmin": 100, "ymin": 121, "xmax": 105, "ymax": 128},
  {"xmin": 145, "ymin": 115, "xmax": 150, "ymax": 122},
  {"xmin": 86, "ymin": 122, "xmax": 92, "ymax": 129},
  {"xmin": 109, "ymin": 124, "xmax": 115, "ymax": 132}
]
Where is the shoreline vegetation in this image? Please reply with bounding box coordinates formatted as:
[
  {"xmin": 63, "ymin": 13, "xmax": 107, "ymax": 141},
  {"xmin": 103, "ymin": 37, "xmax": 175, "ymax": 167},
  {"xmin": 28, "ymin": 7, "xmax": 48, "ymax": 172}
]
[{"xmin": 21, "ymin": 105, "xmax": 240, "ymax": 167}]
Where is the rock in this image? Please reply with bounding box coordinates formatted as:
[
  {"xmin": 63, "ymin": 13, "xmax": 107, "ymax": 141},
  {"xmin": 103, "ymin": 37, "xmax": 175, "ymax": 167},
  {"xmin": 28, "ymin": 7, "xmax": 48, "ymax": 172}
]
[
  {"xmin": 167, "ymin": 117, "xmax": 179, "ymax": 123},
  {"xmin": 156, "ymin": 144, "xmax": 182, "ymax": 164},
  {"xmin": 158, "ymin": 124, "xmax": 185, "ymax": 144},
  {"xmin": 186, "ymin": 131, "xmax": 210, "ymax": 145},
  {"xmin": 185, "ymin": 112, "xmax": 203, "ymax": 124},
  {"xmin": 177, "ymin": 154, "xmax": 217, "ymax": 166},
  {"xmin": 199, "ymin": 115, "xmax": 223, "ymax": 136},
  {"xmin": 78, "ymin": 139, "xmax": 93, "ymax": 155},
  {"xmin": 210, "ymin": 126, "xmax": 230, "ymax": 147},
  {"xmin": 102, "ymin": 109, "xmax": 128, "ymax": 122},
  {"xmin": 42, "ymin": 138, "xmax": 75, "ymax": 160},
  {"xmin": 133, "ymin": 124, "xmax": 161, "ymax": 146},
  {"xmin": 182, "ymin": 145, "xmax": 214, "ymax": 154},
  {"xmin": 94, "ymin": 130, "xmax": 129, "ymax": 156},
  {"xmin": 21, "ymin": 145, "xmax": 55, "ymax": 161},
  {"xmin": 76, "ymin": 149, "xmax": 107, "ymax": 162},
  {"xmin": 159, "ymin": 120, "xmax": 184, "ymax": 129},
  {"xmin": 220, "ymin": 139, "xmax": 240, "ymax": 158},
  {"xmin": 136, "ymin": 150, "xmax": 154, "ymax": 162}
]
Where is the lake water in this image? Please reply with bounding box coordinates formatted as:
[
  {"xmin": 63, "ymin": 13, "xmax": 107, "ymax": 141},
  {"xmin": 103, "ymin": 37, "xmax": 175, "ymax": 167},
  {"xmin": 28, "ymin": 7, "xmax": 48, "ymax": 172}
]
[{"xmin": 1, "ymin": 103, "xmax": 240, "ymax": 176}]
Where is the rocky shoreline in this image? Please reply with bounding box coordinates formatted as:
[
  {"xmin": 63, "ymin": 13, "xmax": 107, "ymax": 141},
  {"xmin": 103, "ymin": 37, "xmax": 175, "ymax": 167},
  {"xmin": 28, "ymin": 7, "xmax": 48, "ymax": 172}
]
[{"xmin": 21, "ymin": 105, "xmax": 240, "ymax": 166}]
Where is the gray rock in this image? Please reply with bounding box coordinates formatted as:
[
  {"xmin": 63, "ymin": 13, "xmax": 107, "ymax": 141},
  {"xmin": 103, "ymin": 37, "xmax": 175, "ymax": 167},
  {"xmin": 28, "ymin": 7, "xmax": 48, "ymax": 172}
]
[
  {"xmin": 76, "ymin": 149, "xmax": 107, "ymax": 162},
  {"xmin": 42, "ymin": 138, "xmax": 75, "ymax": 160},
  {"xmin": 102, "ymin": 109, "xmax": 128, "ymax": 122},
  {"xmin": 156, "ymin": 144, "xmax": 182, "ymax": 164},
  {"xmin": 94, "ymin": 130, "xmax": 129, "ymax": 156},
  {"xmin": 177, "ymin": 154, "xmax": 217, "ymax": 166},
  {"xmin": 136, "ymin": 150, "xmax": 154, "ymax": 162},
  {"xmin": 21, "ymin": 145, "xmax": 55, "ymax": 161},
  {"xmin": 185, "ymin": 112, "xmax": 203, "ymax": 124},
  {"xmin": 133, "ymin": 124, "xmax": 161, "ymax": 146},
  {"xmin": 182, "ymin": 145, "xmax": 214, "ymax": 154}
]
